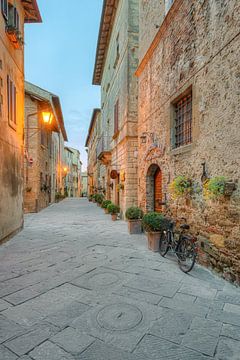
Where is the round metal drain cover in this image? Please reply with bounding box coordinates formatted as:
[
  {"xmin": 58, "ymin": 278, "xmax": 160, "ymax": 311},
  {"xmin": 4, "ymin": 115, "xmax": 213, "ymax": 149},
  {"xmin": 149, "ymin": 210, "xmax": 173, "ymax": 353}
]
[
  {"xmin": 88, "ymin": 273, "xmax": 119, "ymax": 287},
  {"xmin": 96, "ymin": 303, "xmax": 143, "ymax": 331}
]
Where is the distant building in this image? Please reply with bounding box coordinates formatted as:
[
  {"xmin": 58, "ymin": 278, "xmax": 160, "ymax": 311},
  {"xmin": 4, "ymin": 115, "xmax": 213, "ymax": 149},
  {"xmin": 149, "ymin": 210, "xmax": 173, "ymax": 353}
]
[
  {"xmin": 85, "ymin": 109, "xmax": 102, "ymax": 196},
  {"xmin": 24, "ymin": 82, "xmax": 68, "ymax": 212},
  {"xmin": 64, "ymin": 147, "xmax": 74, "ymax": 197},
  {"xmin": 91, "ymin": 0, "xmax": 139, "ymax": 215},
  {"xmin": 0, "ymin": 0, "xmax": 41, "ymax": 241},
  {"xmin": 68, "ymin": 147, "xmax": 82, "ymax": 197},
  {"xmin": 81, "ymin": 172, "xmax": 88, "ymax": 197}
]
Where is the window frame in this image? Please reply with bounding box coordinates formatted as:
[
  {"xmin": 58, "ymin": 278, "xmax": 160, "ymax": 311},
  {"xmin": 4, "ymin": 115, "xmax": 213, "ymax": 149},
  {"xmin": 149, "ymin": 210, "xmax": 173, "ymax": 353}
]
[
  {"xmin": 114, "ymin": 99, "xmax": 119, "ymax": 135},
  {"xmin": 1, "ymin": 0, "xmax": 8, "ymax": 21},
  {"xmin": 7, "ymin": 75, "xmax": 17, "ymax": 130}
]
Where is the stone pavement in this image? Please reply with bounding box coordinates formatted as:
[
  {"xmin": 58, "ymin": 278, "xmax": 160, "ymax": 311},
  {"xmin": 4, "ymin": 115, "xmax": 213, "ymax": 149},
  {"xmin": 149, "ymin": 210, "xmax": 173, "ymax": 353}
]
[{"xmin": 0, "ymin": 199, "xmax": 240, "ymax": 360}]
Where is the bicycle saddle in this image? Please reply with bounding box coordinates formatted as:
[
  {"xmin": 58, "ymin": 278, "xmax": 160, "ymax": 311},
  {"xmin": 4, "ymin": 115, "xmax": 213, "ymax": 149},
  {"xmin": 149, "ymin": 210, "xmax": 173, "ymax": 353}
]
[{"xmin": 180, "ymin": 224, "xmax": 190, "ymax": 230}]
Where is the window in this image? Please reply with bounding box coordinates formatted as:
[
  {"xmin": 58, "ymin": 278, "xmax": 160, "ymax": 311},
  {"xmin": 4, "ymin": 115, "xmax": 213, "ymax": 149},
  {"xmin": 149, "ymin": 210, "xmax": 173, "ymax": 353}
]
[
  {"xmin": 174, "ymin": 92, "xmax": 192, "ymax": 148},
  {"xmin": 8, "ymin": 3, "xmax": 19, "ymax": 30},
  {"xmin": 114, "ymin": 34, "xmax": 120, "ymax": 69},
  {"xmin": 1, "ymin": 0, "xmax": 8, "ymax": 20},
  {"xmin": 7, "ymin": 75, "xmax": 16, "ymax": 129},
  {"xmin": 114, "ymin": 100, "xmax": 119, "ymax": 134}
]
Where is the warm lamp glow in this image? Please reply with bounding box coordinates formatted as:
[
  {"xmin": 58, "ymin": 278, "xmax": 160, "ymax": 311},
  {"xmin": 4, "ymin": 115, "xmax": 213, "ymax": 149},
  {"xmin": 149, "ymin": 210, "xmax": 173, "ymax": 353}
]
[
  {"xmin": 63, "ymin": 167, "xmax": 68, "ymax": 173},
  {"xmin": 42, "ymin": 111, "xmax": 53, "ymax": 125}
]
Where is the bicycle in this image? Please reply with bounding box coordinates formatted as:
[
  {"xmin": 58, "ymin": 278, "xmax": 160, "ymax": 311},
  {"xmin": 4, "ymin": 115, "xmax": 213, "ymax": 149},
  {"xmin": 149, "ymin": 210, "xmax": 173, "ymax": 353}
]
[{"xmin": 159, "ymin": 219, "xmax": 198, "ymax": 273}]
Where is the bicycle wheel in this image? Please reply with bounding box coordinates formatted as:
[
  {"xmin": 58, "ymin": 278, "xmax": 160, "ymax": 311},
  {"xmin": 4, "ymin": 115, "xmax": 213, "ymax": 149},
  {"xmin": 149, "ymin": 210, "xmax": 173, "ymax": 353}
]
[
  {"xmin": 177, "ymin": 236, "xmax": 197, "ymax": 273},
  {"xmin": 159, "ymin": 230, "xmax": 170, "ymax": 257}
]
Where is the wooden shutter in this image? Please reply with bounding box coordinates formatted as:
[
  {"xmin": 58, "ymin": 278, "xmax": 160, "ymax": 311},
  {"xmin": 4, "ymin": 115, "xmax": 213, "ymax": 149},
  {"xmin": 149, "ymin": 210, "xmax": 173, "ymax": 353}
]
[{"xmin": 114, "ymin": 100, "xmax": 119, "ymax": 134}]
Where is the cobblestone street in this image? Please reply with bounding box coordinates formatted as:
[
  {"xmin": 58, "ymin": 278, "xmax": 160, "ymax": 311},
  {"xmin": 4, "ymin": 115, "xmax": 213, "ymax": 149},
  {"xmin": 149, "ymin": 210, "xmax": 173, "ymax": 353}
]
[{"xmin": 0, "ymin": 199, "xmax": 240, "ymax": 359}]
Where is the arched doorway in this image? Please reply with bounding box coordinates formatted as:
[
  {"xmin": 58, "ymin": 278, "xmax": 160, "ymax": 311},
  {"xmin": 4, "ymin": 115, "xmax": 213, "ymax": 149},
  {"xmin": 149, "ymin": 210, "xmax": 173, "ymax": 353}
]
[{"xmin": 146, "ymin": 164, "xmax": 163, "ymax": 212}]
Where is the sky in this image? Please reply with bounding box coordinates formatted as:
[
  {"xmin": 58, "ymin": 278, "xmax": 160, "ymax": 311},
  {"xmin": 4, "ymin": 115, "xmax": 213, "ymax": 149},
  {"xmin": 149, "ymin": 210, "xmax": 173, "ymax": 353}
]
[{"xmin": 24, "ymin": 0, "xmax": 103, "ymax": 171}]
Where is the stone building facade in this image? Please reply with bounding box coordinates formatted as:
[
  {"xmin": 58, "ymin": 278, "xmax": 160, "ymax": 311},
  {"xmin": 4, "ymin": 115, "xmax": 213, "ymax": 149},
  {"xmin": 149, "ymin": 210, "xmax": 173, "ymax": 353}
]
[
  {"xmin": 136, "ymin": 0, "xmax": 240, "ymax": 283},
  {"xmin": 24, "ymin": 82, "xmax": 68, "ymax": 213},
  {"xmin": 85, "ymin": 109, "xmax": 101, "ymax": 196},
  {"xmin": 0, "ymin": 1, "xmax": 41, "ymax": 241},
  {"xmin": 67, "ymin": 147, "xmax": 82, "ymax": 197},
  {"xmin": 92, "ymin": 0, "xmax": 139, "ymax": 215}
]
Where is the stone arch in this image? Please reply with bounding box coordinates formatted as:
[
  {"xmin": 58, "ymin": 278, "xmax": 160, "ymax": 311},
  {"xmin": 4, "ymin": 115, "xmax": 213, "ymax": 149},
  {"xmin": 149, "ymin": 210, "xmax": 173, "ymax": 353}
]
[{"xmin": 146, "ymin": 164, "xmax": 162, "ymax": 212}]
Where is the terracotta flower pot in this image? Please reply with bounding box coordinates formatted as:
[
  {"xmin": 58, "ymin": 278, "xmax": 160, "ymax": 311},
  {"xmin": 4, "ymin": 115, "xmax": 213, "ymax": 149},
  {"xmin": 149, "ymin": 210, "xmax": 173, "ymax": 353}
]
[
  {"xmin": 147, "ymin": 232, "xmax": 161, "ymax": 252},
  {"xmin": 104, "ymin": 208, "xmax": 108, "ymax": 214},
  {"xmin": 111, "ymin": 214, "xmax": 117, "ymax": 221},
  {"xmin": 92, "ymin": 199, "xmax": 96, "ymax": 203},
  {"xmin": 128, "ymin": 220, "xmax": 142, "ymax": 234}
]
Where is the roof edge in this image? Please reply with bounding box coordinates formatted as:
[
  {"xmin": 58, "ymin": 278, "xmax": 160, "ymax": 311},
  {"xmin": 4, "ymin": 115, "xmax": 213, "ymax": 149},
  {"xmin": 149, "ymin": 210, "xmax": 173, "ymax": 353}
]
[{"xmin": 85, "ymin": 108, "xmax": 101, "ymax": 147}]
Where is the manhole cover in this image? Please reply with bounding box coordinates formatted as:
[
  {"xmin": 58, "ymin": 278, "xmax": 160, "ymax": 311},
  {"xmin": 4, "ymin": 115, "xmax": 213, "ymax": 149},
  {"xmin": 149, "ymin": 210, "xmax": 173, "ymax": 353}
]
[
  {"xmin": 88, "ymin": 272, "xmax": 119, "ymax": 287},
  {"xmin": 96, "ymin": 303, "xmax": 143, "ymax": 331}
]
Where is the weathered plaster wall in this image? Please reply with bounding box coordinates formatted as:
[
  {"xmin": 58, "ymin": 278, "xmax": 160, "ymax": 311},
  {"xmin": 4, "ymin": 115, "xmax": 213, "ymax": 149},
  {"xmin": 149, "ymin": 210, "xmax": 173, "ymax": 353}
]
[
  {"xmin": 138, "ymin": 0, "xmax": 240, "ymax": 283},
  {"xmin": 24, "ymin": 95, "xmax": 52, "ymax": 213},
  {"xmin": 100, "ymin": 0, "xmax": 139, "ymax": 214},
  {"xmin": 0, "ymin": 1, "xmax": 25, "ymax": 240}
]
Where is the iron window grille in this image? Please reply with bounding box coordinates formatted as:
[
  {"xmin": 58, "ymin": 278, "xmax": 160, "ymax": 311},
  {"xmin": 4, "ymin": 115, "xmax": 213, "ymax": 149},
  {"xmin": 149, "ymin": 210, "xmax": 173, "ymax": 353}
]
[{"xmin": 175, "ymin": 92, "xmax": 192, "ymax": 148}]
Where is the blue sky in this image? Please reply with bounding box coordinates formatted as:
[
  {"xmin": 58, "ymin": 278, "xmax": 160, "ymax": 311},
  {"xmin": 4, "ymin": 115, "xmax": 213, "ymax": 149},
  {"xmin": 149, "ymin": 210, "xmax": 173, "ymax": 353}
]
[{"xmin": 24, "ymin": 0, "xmax": 103, "ymax": 171}]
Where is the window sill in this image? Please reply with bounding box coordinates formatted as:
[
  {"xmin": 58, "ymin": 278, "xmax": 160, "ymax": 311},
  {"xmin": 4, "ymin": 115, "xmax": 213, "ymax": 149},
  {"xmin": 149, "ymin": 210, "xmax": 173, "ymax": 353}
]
[{"xmin": 170, "ymin": 143, "xmax": 193, "ymax": 156}]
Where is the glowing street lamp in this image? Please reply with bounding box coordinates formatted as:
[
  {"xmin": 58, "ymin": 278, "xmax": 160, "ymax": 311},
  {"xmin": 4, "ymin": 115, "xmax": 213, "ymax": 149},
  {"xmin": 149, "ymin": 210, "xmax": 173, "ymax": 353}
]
[{"xmin": 42, "ymin": 111, "xmax": 53, "ymax": 125}]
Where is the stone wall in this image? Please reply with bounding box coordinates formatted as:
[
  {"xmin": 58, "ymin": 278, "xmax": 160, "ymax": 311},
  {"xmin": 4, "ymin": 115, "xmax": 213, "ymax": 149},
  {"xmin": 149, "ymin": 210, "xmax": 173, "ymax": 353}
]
[
  {"xmin": 99, "ymin": 0, "xmax": 139, "ymax": 215},
  {"xmin": 24, "ymin": 95, "xmax": 52, "ymax": 213},
  {"xmin": 137, "ymin": 0, "xmax": 240, "ymax": 284},
  {"xmin": 0, "ymin": 2, "xmax": 25, "ymax": 241}
]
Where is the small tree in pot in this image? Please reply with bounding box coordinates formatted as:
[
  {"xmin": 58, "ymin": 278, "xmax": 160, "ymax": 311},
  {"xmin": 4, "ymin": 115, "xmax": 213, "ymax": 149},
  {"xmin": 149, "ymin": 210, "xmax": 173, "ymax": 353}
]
[
  {"xmin": 142, "ymin": 212, "xmax": 167, "ymax": 252},
  {"xmin": 125, "ymin": 206, "xmax": 143, "ymax": 234},
  {"xmin": 96, "ymin": 194, "xmax": 104, "ymax": 206},
  {"xmin": 107, "ymin": 203, "xmax": 120, "ymax": 221},
  {"xmin": 102, "ymin": 200, "xmax": 112, "ymax": 214}
]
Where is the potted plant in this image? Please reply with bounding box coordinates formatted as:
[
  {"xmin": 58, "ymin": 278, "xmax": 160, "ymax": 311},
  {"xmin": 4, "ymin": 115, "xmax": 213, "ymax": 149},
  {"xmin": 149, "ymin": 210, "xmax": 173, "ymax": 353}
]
[
  {"xmin": 102, "ymin": 200, "xmax": 112, "ymax": 214},
  {"xmin": 107, "ymin": 203, "xmax": 120, "ymax": 221},
  {"xmin": 96, "ymin": 194, "xmax": 104, "ymax": 206},
  {"xmin": 88, "ymin": 194, "xmax": 93, "ymax": 202},
  {"xmin": 142, "ymin": 212, "xmax": 167, "ymax": 252},
  {"xmin": 125, "ymin": 206, "xmax": 143, "ymax": 234},
  {"xmin": 92, "ymin": 194, "xmax": 97, "ymax": 203},
  {"xmin": 203, "ymin": 176, "xmax": 236, "ymax": 199},
  {"xmin": 169, "ymin": 176, "xmax": 193, "ymax": 199}
]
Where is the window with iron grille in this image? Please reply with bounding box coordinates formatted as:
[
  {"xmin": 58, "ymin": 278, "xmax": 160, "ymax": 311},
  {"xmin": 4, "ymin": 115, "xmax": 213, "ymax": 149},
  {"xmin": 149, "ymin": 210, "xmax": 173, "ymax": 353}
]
[
  {"xmin": 174, "ymin": 92, "xmax": 192, "ymax": 148},
  {"xmin": 7, "ymin": 75, "xmax": 17, "ymax": 129}
]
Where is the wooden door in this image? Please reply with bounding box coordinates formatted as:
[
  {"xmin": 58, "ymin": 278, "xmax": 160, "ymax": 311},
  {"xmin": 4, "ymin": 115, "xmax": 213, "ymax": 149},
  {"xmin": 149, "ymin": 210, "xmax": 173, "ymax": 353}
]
[{"xmin": 154, "ymin": 168, "xmax": 162, "ymax": 212}]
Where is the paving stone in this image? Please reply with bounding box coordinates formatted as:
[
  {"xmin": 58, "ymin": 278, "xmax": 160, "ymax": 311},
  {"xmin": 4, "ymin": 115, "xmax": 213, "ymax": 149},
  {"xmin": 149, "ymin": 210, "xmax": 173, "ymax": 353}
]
[
  {"xmin": 215, "ymin": 337, "xmax": 240, "ymax": 360},
  {"xmin": 47, "ymin": 301, "xmax": 90, "ymax": 328},
  {"xmin": 216, "ymin": 290, "xmax": 240, "ymax": 305},
  {"xmin": 149, "ymin": 308, "xmax": 193, "ymax": 344},
  {"xmin": 179, "ymin": 283, "xmax": 217, "ymax": 300},
  {"xmin": 159, "ymin": 297, "xmax": 208, "ymax": 317},
  {"xmin": 208, "ymin": 308, "xmax": 240, "ymax": 327},
  {"xmin": 0, "ymin": 315, "xmax": 26, "ymax": 343},
  {"xmin": 195, "ymin": 297, "xmax": 224, "ymax": 310},
  {"xmin": 70, "ymin": 267, "xmax": 134, "ymax": 292},
  {"xmin": 221, "ymin": 323, "xmax": 240, "ymax": 341},
  {"xmin": 189, "ymin": 316, "xmax": 222, "ymax": 337},
  {"xmin": 29, "ymin": 340, "xmax": 75, "ymax": 360},
  {"xmin": 4, "ymin": 287, "xmax": 41, "ymax": 305},
  {"xmin": 223, "ymin": 303, "xmax": 240, "ymax": 315},
  {"xmin": 0, "ymin": 299, "xmax": 12, "ymax": 311},
  {"xmin": 50, "ymin": 327, "xmax": 95, "ymax": 354},
  {"xmin": 71, "ymin": 295, "xmax": 159, "ymax": 352},
  {"xmin": 79, "ymin": 340, "xmax": 149, "ymax": 360},
  {"xmin": 1, "ymin": 199, "xmax": 240, "ymax": 358},
  {"xmin": 133, "ymin": 334, "xmax": 210, "ymax": 359},
  {"xmin": 182, "ymin": 329, "xmax": 218, "ymax": 356},
  {"xmin": 4, "ymin": 323, "xmax": 58, "ymax": 356},
  {"xmin": 125, "ymin": 275, "xmax": 180, "ymax": 297},
  {"xmin": 0, "ymin": 346, "xmax": 18, "ymax": 360},
  {"xmin": 113, "ymin": 285, "xmax": 162, "ymax": 305},
  {"xmin": 172, "ymin": 292, "xmax": 196, "ymax": 303}
]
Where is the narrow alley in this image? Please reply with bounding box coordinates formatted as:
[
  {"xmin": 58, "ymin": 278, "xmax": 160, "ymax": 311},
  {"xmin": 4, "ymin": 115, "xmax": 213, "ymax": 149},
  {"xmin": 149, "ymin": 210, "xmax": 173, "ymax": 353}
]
[{"xmin": 0, "ymin": 199, "xmax": 240, "ymax": 359}]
